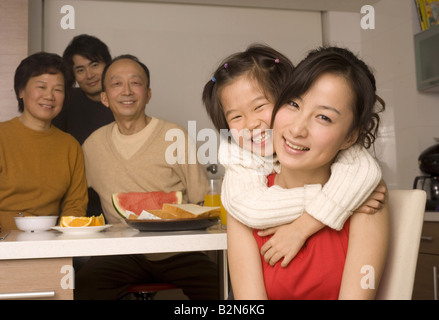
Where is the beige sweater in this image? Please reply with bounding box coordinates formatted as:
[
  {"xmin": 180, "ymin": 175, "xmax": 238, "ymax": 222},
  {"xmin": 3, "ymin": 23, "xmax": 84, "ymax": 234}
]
[
  {"xmin": 82, "ymin": 118, "xmax": 209, "ymax": 227},
  {"xmin": 220, "ymin": 138, "xmax": 382, "ymax": 230}
]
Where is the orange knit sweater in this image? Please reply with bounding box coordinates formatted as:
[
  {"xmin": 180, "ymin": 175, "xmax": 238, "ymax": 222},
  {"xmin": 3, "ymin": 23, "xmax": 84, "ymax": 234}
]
[{"xmin": 0, "ymin": 117, "xmax": 87, "ymax": 230}]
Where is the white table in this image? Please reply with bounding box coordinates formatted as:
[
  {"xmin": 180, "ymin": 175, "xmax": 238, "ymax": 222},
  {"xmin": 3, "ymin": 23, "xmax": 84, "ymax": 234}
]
[{"xmin": 0, "ymin": 224, "xmax": 228, "ymax": 299}]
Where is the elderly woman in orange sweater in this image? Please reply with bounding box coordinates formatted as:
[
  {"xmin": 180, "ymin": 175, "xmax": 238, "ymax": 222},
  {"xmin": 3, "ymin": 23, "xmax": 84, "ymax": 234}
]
[{"xmin": 0, "ymin": 52, "xmax": 87, "ymax": 230}]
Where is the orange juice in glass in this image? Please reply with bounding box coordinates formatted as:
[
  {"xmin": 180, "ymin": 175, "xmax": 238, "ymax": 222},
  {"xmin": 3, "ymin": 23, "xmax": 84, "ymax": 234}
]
[
  {"xmin": 204, "ymin": 178, "xmax": 227, "ymax": 228},
  {"xmin": 204, "ymin": 179, "xmax": 221, "ymax": 207},
  {"xmin": 204, "ymin": 193, "xmax": 221, "ymax": 207}
]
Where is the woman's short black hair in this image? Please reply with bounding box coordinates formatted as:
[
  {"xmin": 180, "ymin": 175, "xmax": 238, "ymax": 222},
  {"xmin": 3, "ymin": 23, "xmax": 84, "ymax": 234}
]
[{"xmin": 14, "ymin": 52, "xmax": 68, "ymax": 113}]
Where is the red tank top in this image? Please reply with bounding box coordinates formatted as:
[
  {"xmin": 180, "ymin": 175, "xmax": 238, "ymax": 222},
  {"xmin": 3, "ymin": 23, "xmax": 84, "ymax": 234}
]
[{"xmin": 253, "ymin": 174, "xmax": 350, "ymax": 300}]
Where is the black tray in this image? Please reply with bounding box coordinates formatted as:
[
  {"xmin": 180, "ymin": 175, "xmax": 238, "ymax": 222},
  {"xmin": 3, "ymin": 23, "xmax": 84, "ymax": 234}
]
[{"xmin": 126, "ymin": 217, "xmax": 219, "ymax": 232}]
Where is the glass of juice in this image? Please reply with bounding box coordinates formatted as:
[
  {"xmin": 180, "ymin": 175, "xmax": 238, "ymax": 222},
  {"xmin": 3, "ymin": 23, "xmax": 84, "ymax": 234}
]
[
  {"xmin": 204, "ymin": 179, "xmax": 221, "ymax": 207},
  {"xmin": 204, "ymin": 178, "xmax": 227, "ymax": 229}
]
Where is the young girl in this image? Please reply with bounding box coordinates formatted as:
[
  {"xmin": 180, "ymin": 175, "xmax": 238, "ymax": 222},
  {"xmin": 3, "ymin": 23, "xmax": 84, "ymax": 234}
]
[
  {"xmin": 227, "ymin": 46, "xmax": 389, "ymax": 299},
  {"xmin": 202, "ymin": 44, "xmax": 385, "ymax": 268}
]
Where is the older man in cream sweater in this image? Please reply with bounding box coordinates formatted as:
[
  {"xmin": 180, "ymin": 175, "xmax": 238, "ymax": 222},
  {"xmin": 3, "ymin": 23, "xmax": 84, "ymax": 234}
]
[{"xmin": 76, "ymin": 55, "xmax": 218, "ymax": 300}]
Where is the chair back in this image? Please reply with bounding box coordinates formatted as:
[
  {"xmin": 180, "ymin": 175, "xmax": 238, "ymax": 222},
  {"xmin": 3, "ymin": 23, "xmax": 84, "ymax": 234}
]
[{"xmin": 376, "ymin": 189, "xmax": 426, "ymax": 300}]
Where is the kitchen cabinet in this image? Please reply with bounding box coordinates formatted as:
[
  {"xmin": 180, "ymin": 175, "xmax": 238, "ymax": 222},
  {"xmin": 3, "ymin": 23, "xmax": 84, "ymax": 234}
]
[
  {"xmin": 412, "ymin": 220, "xmax": 439, "ymax": 300},
  {"xmin": 0, "ymin": 257, "xmax": 73, "ymax": 300}
]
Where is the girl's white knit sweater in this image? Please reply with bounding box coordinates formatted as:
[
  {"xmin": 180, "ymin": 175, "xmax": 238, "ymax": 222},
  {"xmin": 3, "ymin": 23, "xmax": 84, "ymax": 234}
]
[{"xmin": 219, "ymin": 138, "xmax": 382, "ymax": 230}]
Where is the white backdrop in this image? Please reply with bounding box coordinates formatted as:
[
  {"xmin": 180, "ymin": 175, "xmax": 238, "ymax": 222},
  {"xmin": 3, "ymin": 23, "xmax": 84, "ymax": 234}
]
[{"xmin": 43, "ymin": 0, "xmax": 322, "ymax": 142}]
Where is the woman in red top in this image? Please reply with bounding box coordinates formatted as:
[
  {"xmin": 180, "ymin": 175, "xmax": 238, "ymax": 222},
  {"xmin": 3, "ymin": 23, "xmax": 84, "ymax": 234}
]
[
  {"xmin": 254, "ymin": 174, "xmax": 350, "ymax": 299},
  {"xmin": 228, "ymin": 47, "xmax": 389, "ymax": 299}
]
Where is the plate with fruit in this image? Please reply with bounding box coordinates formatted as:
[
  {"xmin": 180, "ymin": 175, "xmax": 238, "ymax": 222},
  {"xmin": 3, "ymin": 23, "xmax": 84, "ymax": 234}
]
[{"xmin": 51, "ymin": 214, "xmax": 111, "ymax": 234}]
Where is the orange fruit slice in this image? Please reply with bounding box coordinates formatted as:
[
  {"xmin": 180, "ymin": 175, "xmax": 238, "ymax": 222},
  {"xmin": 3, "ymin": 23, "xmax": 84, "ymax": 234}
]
[
  {"xmin": 92, "ymin": 214, "xmax": 105, "ymax": 226},
  {"xmin": 60, "ymin": 216, "xmax": 92, "ymax": 227}
]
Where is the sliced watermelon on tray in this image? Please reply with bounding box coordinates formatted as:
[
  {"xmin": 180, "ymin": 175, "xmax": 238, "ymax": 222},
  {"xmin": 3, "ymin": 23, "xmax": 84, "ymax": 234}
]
[{"xmin": 112, "ymin": 191, "xmax": 182, "ymax": 219}]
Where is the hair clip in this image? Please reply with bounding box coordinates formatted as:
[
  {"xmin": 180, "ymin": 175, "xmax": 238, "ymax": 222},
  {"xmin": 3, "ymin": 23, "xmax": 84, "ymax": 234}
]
[
  {"xmin": 211, "ymin": 76, "xmax": 216, "ymax": 82},
  {"xmin": 274, "ymin": 58, "xmax": 280, "ymax": 64},
  {"xmin": 224, "ymin": 63, "xmax": 228, "ymax": 69}
]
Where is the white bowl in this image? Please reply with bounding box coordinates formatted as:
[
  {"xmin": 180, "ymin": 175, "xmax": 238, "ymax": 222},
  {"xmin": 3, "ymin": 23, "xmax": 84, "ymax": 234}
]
[{"xmin": 14, "ymin": 216, "xmax": 58, "ymax": 232}]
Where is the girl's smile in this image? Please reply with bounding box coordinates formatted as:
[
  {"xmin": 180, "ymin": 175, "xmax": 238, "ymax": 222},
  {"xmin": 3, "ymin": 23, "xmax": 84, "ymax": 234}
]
[{"xmin": 220, "ymin": 75, "xmax": 275, "ymax": 157}]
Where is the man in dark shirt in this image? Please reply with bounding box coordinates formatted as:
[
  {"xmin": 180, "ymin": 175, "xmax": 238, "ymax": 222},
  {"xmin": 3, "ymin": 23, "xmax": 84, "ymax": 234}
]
[
  {"xmin": 53, "ymin": 34, "xmax": 114, "ymax": 214},
  {"xmin": 54, "ymin": 34, "xmax": 114, "ymax": 145}
]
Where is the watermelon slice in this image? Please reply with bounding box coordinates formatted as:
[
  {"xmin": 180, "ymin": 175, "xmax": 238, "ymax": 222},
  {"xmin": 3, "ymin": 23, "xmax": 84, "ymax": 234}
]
[{"xmin": 112, "ymin": 191, "xmax": 182, "ymax": 219}]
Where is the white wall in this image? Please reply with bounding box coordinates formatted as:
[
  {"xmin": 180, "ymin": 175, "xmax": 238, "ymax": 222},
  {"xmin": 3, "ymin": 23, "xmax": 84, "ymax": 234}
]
[
  {"xmin": 322, "ymin": 11, "xmax": 362, "ymax": 53},
  {"xmin": 42, "ymin": 0, "xmax": 322, "ymax": 145},
  {"xmin": 0, "ymin": 0, "xmax": 28, "ymax": 121},
  {"xmin": 361, "ymin": 0, "xmax": 439, "ymax": 189}
]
